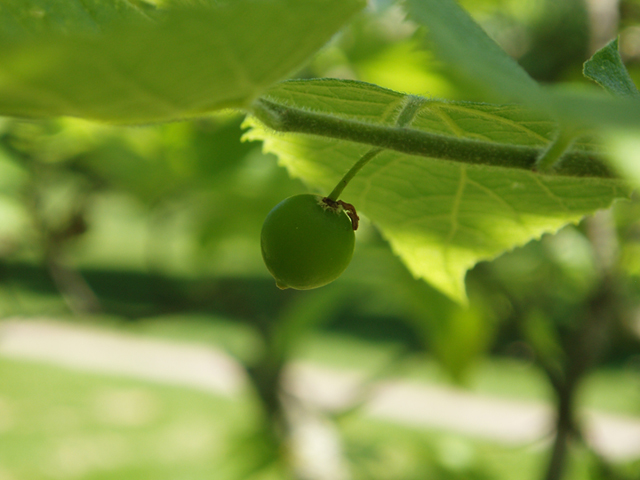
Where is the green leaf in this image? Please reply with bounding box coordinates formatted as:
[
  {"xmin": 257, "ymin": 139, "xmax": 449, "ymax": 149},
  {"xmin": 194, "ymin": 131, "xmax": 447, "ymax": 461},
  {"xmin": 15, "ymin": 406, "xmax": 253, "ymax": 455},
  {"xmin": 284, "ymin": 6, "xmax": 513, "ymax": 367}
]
[
  {"xmin": 404, "ymin": 0, "xmax": 640, "ymax": 134},
  {"xmin": 251, "ymin": 79, "xmax": 613, "ymax": 178},
  {"xmin": 583, "ymin": 37, "xmax": 640, "ymax": 98},
  {"xmin": 0, "ymin": 0, "xmax": 365, "ymax": 123},
  {"xmin": 245, "ymin": 79, "xmax": 629, "ymax": 302},
  {"xmin": 576, "ymin": 38, "xmax": 640, "ymax": 184},
  {"xmin": 543, "ymin": 86, "xmax": 640, "ymax": 129},
  {"xmin": 404, "ymin": 0, "xmax": 544, "ymax": 105},
  {"xmin": 0, "ymin": 0, "xmax": 161, "ymax": 35}
]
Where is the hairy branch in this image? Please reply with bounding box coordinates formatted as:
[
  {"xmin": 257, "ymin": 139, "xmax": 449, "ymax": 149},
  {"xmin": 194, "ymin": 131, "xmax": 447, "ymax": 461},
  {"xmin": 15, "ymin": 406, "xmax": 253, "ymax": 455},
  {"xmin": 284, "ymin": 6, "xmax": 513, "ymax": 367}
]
[{"xmin": 251, "ymin": 98, "xmax": 615, "ymax": 179}]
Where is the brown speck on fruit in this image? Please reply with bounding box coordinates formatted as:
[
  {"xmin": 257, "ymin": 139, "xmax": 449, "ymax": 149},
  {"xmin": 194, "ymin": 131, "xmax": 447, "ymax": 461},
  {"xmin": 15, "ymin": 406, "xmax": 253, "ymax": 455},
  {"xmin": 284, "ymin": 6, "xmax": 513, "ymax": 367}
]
[{"xmin": 321, "ymin": 197, "xmax": 359, "ymax": 230}]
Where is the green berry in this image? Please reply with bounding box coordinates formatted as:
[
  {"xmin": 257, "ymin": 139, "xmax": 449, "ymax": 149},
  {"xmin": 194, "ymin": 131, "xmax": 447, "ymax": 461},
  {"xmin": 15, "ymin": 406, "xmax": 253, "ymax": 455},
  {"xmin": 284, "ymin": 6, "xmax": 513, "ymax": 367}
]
[{"xmin": 261, "ymin": 194, "xmax": 355, "ymax": 290}]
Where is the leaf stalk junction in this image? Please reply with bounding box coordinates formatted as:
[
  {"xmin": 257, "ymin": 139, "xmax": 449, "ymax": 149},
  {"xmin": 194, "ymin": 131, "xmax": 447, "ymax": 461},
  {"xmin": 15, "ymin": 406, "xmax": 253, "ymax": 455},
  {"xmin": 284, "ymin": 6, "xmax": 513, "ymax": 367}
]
[{"xmin": 535, "ymin": 127, "xmax": 580, "ymax": 173}]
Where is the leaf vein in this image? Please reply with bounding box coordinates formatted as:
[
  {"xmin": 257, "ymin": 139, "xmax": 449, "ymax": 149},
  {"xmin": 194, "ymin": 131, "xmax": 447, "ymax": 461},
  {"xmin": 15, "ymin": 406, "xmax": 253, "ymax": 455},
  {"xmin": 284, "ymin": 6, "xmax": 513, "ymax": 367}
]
[
  {"xmin": 432, "ymin": 105, "xmax": 465, "ymax": 137},
  {"xmin": 445, "ymin": 166, "xmax": 467, "ymax": 259},
  {"xmin": 442, "ymin": 104, "xmax": 550, "ymax": 144},
  {"xmin": 465, "ymin": 177, "xmax": 529, "ymax": 231},
  {"xmin": 531, "ymin": 176, "xmax": 571, "ymax": 212}
]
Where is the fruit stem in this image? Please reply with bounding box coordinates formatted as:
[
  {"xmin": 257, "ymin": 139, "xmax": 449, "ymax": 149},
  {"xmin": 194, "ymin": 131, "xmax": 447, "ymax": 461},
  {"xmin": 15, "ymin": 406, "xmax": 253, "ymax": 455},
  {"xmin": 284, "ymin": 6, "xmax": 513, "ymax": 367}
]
[
  {"xmin": 326, "ymin": 147, "xmax": 383, "ymax": 201},
  {"xmin": 326, "ymin": 95, "xmax": 426, "ymax": 202}
]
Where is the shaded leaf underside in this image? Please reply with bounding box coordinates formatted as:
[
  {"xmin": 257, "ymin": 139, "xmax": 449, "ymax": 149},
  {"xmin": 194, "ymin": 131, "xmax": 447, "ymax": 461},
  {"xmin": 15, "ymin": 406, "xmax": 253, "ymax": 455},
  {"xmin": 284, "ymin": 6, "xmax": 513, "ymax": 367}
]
[{"xmin": 0, "ymin": 0, "xmax": 365, "ymax": 123}]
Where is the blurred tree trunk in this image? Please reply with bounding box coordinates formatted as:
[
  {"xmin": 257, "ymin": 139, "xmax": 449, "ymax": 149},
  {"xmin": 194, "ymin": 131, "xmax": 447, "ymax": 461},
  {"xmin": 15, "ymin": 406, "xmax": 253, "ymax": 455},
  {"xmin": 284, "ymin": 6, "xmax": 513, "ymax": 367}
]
[{"xmin": 543, "ymin": 210, "xmax": 620, "ymax": 480}]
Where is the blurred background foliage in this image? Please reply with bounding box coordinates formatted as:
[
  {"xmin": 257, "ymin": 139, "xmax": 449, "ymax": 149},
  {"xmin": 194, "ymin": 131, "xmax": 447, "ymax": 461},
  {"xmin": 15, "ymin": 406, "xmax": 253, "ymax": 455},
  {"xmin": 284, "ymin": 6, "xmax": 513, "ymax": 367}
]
[{"xmin": 0, "ymin": 0, "xmax": 640, "ymax": 479}]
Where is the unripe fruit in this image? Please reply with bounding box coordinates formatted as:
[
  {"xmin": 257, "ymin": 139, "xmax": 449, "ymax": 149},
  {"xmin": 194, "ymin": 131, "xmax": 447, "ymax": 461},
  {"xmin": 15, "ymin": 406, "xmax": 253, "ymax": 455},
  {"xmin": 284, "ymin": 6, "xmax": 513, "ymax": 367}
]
[{"xmin": 261, "ymin": 194, "xmax": 355, "ymax": 290}]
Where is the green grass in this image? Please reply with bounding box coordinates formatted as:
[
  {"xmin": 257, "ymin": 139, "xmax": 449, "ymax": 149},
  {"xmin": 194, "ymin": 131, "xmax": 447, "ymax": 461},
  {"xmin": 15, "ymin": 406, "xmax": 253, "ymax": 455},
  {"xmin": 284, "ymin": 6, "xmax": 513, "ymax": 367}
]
[
  {"xmin": 336, "ymin": 414, "xmax": 545, "ymax": 480},
  {"xmin": 0, "ymin": 281, "xmax": 638, "ymax": 480},
  {"xmin": 580, "ymin": 368, "xmax": 640, "ymax": 417},
  {"xmin": 0, "ymin": 356, "xmax": 592, "ymax": 480},
  {"xmin": 6, "ymin": 289, "xmax": 637, "ymax": 465},
  {"xmin": 0, "ymin": 356, "xmax": 260, "ymax": 480},
  {"xmin": 23, "ymin": 313, "xmax": 640, "ymax": 417},
  {"xmin": 292, "ymin": 330, "xmax": 640, "ymax": 418}
]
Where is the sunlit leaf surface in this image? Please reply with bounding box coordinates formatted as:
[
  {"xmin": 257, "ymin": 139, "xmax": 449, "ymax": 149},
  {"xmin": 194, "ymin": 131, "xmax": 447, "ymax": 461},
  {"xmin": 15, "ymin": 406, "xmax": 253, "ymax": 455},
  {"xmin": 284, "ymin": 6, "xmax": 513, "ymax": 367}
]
[{"xmin": 246, "ymin": 80, "xmax": 629, "ymax": 301}]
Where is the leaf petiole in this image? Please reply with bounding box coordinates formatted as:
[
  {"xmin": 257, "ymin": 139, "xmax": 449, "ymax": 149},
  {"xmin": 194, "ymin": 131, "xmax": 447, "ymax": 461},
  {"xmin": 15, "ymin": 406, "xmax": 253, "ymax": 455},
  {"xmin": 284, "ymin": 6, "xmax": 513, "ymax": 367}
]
[
  {"xmin": 535, "ymin": 128, "xmax": 580, "ymax": 173},
  {"xmin": 250, "ymin": 96, "xmax": 614, "ymax": 179}
]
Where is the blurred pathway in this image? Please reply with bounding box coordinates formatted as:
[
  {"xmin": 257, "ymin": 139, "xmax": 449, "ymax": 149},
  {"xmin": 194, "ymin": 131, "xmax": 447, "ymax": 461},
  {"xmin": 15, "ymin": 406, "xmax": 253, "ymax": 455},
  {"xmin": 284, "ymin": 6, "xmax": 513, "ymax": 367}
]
[{"xmin": 1, "ymin": 318, "xmax": 639, "ymax": 461}]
